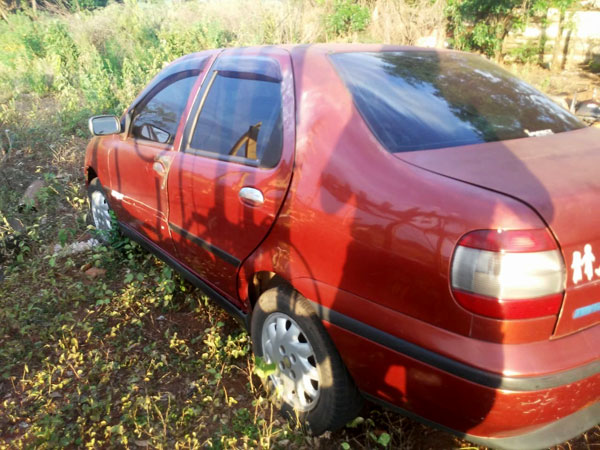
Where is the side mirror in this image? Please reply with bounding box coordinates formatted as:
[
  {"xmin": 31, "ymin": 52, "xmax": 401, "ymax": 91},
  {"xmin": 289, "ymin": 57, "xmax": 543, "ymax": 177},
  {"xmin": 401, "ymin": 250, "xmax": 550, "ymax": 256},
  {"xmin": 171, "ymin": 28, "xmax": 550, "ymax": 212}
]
[{"xmin": 88, "ymin": 115, "xmax": 121, "ymax": 136}]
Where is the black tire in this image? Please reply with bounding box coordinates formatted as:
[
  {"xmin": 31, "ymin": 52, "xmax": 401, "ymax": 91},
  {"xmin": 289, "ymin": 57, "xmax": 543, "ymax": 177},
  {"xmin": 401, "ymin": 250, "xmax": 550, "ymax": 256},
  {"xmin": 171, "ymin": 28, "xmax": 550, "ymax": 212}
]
[
  {"xmin": 251, "ymin": 285, "xmax": 363, "ymax": 435},
  {"xmin": 87, "ymin": 178, "xmax": 114, "ymax": 244}
]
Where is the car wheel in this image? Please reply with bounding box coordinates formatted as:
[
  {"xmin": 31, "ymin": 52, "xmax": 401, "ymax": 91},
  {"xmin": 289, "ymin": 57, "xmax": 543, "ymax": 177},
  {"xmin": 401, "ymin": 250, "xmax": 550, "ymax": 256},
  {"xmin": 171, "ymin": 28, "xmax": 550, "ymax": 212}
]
[
  {"xmin": 251, "ymin": 285, "xmax": 363, "ymax": 435},
  {"xmin": 87, "ymin": 178, "xmax": 114, "ymax": 243}
]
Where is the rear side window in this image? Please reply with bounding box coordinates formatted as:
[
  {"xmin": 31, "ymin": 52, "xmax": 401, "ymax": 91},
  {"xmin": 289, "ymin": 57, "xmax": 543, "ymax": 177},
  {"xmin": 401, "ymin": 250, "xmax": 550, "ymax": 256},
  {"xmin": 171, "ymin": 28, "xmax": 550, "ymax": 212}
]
[
  {"xmin": 188, "ymin": 71, "xmax": 283, "ymax": 168},
  {"xmin": 330, "ymin": 51, "xmax": 585, "ymax": 153}
]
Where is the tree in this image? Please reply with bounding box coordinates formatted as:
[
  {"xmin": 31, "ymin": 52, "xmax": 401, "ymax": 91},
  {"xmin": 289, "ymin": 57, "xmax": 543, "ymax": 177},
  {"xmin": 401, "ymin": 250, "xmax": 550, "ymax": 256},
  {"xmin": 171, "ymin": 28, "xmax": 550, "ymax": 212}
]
[
  {"xmin": 548, "ymin": 0, "xmax": 577, "ymax": 71},
  {"xmin": 447, "ymin": 0, "xmax": 580, "ymax": 65},
  {"xmin": 447, "ymin": 0, "xmax": 532, "ymax": 60}
]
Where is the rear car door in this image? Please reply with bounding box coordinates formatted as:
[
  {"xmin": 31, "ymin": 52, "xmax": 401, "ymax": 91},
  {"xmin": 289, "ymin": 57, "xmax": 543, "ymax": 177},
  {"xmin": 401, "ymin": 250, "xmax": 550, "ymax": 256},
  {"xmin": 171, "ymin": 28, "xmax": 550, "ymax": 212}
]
[
  {"xmin": 106, "ymin": 55, "xmax": 211, "ymax": 249},
  {"xmin": 167, "ymin": 48, "xmax": 295, "ymax": 303}
]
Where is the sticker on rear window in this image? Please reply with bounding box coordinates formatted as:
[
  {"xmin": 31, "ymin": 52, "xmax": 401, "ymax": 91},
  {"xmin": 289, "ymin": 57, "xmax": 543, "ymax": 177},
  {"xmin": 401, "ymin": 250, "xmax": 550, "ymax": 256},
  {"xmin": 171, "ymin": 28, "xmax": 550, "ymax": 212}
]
[
  {"xmin": 571, "ymin": 244, "xmax": 600, "ymax": 284},
  {"xmin": 524, "ymin": 129, "xmax": 554, "ymax": 137}
]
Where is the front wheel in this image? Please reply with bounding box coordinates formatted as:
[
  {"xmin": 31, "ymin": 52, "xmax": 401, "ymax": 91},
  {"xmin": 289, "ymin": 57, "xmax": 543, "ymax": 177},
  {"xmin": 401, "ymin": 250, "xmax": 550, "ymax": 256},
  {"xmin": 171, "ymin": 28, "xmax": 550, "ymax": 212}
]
[
  {"xmin": 87, "ymin": 178, "xmax": 114, "ymax": 243},
  {"xmin": 251, "ymin": 286, "xmax": 363, "ymax": 435}
]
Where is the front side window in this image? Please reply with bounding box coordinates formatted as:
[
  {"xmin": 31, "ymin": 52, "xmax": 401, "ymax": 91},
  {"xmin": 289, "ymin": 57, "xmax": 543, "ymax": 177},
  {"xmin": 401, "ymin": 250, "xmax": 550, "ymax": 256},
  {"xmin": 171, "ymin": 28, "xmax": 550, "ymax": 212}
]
[
  {"xmin": 188, "ymin": 71, "xmax": 283, "ymax": 168},
  {"xmin": 330, "ymin": 51, "xmax": 585, "ymax": 153},
  {"xmin": 131, "ymin": 74, "xmax": 197, "ymax": 145}
]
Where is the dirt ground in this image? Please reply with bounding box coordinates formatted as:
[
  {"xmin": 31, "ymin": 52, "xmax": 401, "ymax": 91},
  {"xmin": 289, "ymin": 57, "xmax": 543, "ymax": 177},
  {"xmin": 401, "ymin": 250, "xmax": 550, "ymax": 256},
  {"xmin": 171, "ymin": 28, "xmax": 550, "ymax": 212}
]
[{"xmin": 508, "ymin": 62, "xmax": 600, "ymax": 115}]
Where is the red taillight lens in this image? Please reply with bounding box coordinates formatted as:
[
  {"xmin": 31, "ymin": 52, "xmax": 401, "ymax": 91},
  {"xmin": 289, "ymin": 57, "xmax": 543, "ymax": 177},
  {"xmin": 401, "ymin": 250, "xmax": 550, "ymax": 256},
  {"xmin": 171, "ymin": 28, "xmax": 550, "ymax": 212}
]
[
  {"xmin": 451, "ymin": 229, "xmax": 565, "ymax": 320},
  {"xmin": 457, "ymin": 229, "xmax": 558, "ymax": 253}
]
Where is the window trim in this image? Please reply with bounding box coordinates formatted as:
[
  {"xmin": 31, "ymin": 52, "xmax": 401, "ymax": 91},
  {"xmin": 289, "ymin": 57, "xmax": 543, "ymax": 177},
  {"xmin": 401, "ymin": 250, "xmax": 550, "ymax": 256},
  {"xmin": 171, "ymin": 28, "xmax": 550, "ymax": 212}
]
[
  {"xmin": 185, "ymin": 147, "xmax": 260, "ymax": 168},
  {"xmin": 214, "ymin": 55, "xmax": 282, "ymax": 82},
  {"xmin": 181, "ymin": 61, "xmax": 284, "ymax": 169}
]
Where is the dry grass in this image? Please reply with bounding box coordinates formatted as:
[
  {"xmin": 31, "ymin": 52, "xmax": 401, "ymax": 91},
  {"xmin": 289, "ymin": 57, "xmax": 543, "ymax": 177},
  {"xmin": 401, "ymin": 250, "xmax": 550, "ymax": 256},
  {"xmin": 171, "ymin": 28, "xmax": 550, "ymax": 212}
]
[{"xmin": 367, "ymin": 0, "xmax": 446, "ymax": 46}]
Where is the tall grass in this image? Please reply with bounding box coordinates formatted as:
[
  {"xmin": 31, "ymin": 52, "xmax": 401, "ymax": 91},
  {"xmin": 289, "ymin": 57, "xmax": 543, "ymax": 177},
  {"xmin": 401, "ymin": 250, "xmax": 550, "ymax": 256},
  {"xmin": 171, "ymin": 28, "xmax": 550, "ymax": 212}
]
[
  {"xmin": 0, "ymin": 0, "xmax": 445, "ymax": 133},
  {"xmin": 0, "ymin": 0, "xmax": 239, "ymax": 129},
  {"xmin": 0, "ymin": 0, "xmax": 319, "ymax": 130}
]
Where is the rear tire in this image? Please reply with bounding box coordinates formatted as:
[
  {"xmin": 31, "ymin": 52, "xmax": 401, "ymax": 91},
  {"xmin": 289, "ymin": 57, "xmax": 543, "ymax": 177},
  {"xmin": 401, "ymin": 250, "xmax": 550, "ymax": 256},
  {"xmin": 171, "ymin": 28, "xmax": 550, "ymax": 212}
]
[{"xmin": 251, "ymin": 285, "xmax": 363, "ymax": 435}]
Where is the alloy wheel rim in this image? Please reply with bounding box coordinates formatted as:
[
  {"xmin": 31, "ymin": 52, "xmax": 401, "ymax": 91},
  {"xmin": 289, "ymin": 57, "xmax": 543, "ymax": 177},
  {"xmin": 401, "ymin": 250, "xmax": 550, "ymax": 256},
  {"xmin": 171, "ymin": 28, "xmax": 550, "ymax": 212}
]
[
  {"xmin": 90, "ymin": 190, "xmax": 112, "ymax": 232},
  {"xmin": 261, "ymin": 312, "xmax": 320, "ymax": 412}
]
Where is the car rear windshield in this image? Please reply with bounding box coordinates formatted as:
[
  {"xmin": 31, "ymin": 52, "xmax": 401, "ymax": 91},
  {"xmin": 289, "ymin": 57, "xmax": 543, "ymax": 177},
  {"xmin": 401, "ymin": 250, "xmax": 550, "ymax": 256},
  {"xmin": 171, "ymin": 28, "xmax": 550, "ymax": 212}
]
[{"xmin": 330, "ymin": 51, "xmax": 585, "ymax": 152}]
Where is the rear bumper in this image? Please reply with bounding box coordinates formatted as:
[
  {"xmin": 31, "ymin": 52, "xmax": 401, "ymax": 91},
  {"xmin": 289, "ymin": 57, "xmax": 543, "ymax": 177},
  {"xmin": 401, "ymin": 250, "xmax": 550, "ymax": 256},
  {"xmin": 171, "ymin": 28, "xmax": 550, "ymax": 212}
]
[
  {"xmin": 365, "ymin": 393, "xmax": 600, "ymax": 450},
  {"xmin": 316, "ymin": 304, "xmax": 600, "ymax": 448}
]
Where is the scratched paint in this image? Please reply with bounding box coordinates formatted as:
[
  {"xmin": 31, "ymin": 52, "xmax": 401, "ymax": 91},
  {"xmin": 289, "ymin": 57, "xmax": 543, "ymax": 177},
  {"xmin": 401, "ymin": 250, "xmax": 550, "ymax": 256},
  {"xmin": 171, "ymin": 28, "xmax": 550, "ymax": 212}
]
[{"xmin": 111, "ymin": 190, "xmax": 124, "ymax": 201}]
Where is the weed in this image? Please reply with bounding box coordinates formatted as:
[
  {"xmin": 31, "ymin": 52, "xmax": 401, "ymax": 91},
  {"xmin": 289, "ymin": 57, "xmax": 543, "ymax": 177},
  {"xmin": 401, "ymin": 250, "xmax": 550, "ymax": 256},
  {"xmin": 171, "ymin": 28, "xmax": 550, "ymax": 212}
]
[
  {"xmin": 589, "ymin": 57, "xmax": 600, "ymax": 74},
  {"xmin": 325, "ymin": 0, "xmax": 370, "ymax": 37},
  {"xmin": 508, "ymin": 43, "xmax": 539, "ymax": 64}
]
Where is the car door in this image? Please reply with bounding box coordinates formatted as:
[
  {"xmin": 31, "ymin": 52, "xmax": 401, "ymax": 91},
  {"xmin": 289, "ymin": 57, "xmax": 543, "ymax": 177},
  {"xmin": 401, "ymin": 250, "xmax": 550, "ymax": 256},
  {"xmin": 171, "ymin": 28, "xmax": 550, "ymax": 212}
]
[
  {"xmin": 167, "ymin": 48, "xmax": 295, "ymax": 304},
  {"xmin": 106, "ymin": 54, "xmax": 212, "ymax": 249}
]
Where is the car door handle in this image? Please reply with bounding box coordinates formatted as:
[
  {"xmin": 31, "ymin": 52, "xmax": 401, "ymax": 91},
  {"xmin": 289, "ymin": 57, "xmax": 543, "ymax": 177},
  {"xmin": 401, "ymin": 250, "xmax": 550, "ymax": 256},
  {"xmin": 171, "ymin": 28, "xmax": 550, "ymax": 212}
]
[
  {"xmin": 153, "ymin": 155, "xmax": 172, "ymax": 190},
  {"xmin": 152, "ymin": 162, "xmax": 168, "ymax": 190},
  {"xmin": 239, "ymin": 187, "xmax": 264, "ymax": 206},
  {"xmin": 152, "ymin": 161, "xmax": 166, "ymax": 175}
]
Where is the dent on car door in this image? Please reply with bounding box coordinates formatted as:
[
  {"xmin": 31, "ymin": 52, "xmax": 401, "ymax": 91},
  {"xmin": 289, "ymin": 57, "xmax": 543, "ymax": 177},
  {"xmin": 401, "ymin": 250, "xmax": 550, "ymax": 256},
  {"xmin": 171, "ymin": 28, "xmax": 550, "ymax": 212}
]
[
  {"xmin": 167, "ymin": 49, "xmax": 295, "ymax": 305},
  {"xmin": 107, "ymin": 67, "xmax": 204, "ymax": 250}
]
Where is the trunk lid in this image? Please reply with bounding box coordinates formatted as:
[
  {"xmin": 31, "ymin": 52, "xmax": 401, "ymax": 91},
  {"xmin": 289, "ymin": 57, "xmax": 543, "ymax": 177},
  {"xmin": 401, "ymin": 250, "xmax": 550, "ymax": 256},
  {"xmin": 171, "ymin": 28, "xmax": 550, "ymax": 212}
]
[{"xmin": 398, "ymin": 127, "xmax": 600, "ymax": 337}]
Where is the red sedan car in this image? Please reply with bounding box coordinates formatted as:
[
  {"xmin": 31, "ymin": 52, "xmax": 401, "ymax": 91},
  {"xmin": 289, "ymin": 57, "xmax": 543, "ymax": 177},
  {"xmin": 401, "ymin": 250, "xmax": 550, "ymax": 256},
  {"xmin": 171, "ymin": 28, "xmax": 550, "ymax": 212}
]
[{"xmin": 85, "ymin": 44, "xmax": 599, "ymax": 449}]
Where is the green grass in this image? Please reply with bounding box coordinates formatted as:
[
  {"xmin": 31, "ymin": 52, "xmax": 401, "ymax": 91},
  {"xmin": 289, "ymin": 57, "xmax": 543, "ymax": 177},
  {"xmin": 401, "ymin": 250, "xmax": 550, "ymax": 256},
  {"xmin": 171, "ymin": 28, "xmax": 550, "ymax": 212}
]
[{"xmin": 0, "ymin": 240, "xmax": 280, "ymax": 448}]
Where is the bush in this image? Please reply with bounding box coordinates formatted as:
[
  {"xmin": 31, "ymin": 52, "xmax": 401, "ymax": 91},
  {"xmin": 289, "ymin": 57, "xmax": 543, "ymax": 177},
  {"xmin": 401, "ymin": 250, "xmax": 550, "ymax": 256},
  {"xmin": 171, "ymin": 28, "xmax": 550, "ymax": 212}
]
[
  {"xmin": 446, "ymin": 0, "xmax": 527, "ymax": 59},
  {"xmin": 508, "ymin": 43, "xmax": 539, "ymax": 64},
  {"xmin": 70, "ymin": 0, "xmax": 108, "ymax": 11},
  {"xmin": 588, "ymin": 55, "xmax": 600, "ymax": 74},
  {"xmin": 326, "ymin": 0, "xmax": 370, "ymax": 37}
]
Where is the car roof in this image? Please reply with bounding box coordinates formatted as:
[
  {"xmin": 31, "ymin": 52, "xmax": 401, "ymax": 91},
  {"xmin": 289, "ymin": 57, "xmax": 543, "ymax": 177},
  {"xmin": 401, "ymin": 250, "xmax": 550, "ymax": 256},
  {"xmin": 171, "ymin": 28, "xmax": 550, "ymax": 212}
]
[
  {"xmin": 283, "ymin": 43, "xmax": 444, "ymax": 53},
  {"xmin": 186, "ymin": 43, "xmax": 454, "ymax": 58},
  {"xmin": 230, "ymin": 43, "xmax": 456, "ymax": 57},
  {"xmin": 167, "ymin": 45, "xmax": 462, "ymax": 75},
  {"xmin": 205, "ymin": 44, "xmax": 461, "ymax": 71}
]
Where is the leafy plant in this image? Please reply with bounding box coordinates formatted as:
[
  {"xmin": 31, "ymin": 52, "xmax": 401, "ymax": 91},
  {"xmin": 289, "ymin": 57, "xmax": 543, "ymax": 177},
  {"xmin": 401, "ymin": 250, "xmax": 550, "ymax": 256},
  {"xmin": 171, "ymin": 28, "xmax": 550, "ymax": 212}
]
[
  {"xmin": 253, "ymin": 356, "xmax": 277, "ymax": 379},
  {"xmin": 446, "ymin": 0, "xmax": 528, "ymax": 59},
  {"xmin": 326, "ymin": 0, "xmax": 370, "ymax": 37},
  {"xmin": 508, "ymin": 42, "xmax": 539, "ymax": 64}
]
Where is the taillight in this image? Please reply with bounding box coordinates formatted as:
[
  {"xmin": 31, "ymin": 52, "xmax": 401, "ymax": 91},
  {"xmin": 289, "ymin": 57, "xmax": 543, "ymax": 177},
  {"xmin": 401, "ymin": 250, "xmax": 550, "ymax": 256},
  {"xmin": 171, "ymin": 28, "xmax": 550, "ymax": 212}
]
[{"xmin": 451, "ymin": 229, "xmax": 565, "ymax": 320}]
